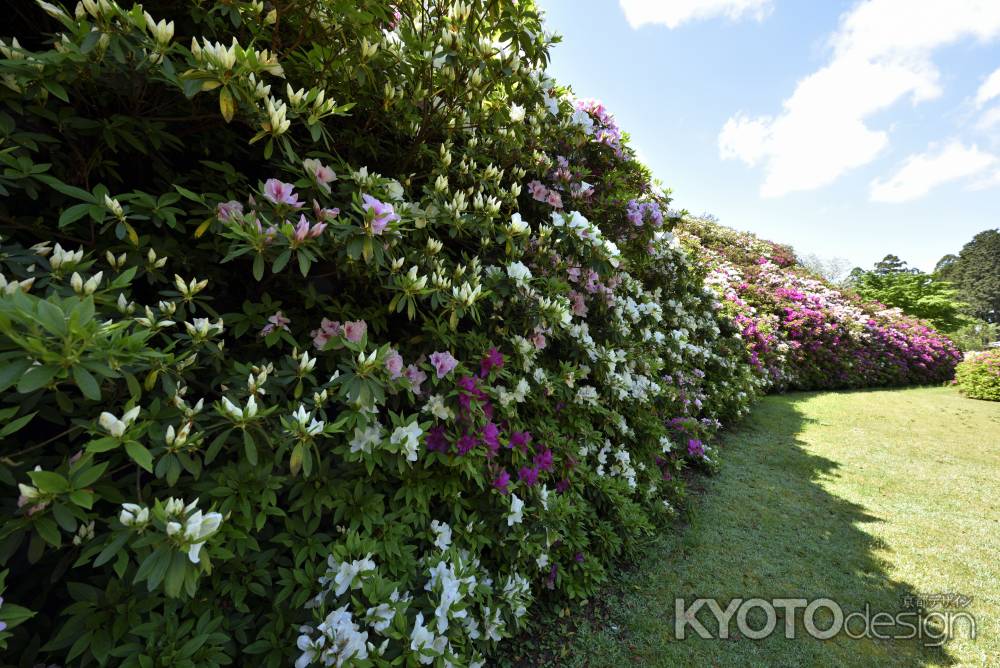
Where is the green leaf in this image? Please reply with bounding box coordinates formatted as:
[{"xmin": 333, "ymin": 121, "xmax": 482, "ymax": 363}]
[
  {"xmin": 35, "ymin": 516, "xmax": 61, "ymax": 547},
  {"xmin": 35, "ymin": 299, "xmax": 67, "ymax": 336},
  {"xmin": 164, "ymin": 551, "xmax": 188, "ymax": 598},
  {"xmin": 0, "ymin": 358, "xmax": 31, "ymax": 391},
  {"xmin": 243, "ymin": 430, "xmax": 257, "ymax": 466},
  {"xmin": 204, "ymin": 428, "xmax": 231, "ymax": 465},
  {"xmin": 0, "ymin": 603, "xmax": 36, "ymax": 630},
  {"xmin": 87, "ymin": 437, "xmax": 120, "ymax": 453},
  {"xmin": 219, "ymin": 87, "xmax": 235, "ymax": 122},
  {"xmin": 17, "ymin": 364, "xmax": 59, "ymax": 393},
  {"xmin": 43, "ymin": 80, "xmax": 69, "ymax": 102},
  {"xmin": 35, "ymin": 174, "xmax": 95, "ymax": 202},
  {"xmin": 124, "ymin": 441, "xmax": 154, "ymax": 472},
  {"xmin": 68, "ymin": 490, "xmax": 94, "ymax": 509},
  {"xmin": 59, "ymin": 202, "xmax": 92, "ymax": 228},
  {"xmin": 72, "ymin": 365, "xmax": 101, "ymax": 400},
  {"xmin": 28, "ymin": 470, "xmax": 70, "ymax": 493},
  {"xmin": 272, "ymin": 249, "xmax": 291, "ymax": 273},
  {"xmin": 52, "ymin": 503, "xmax": 77, "ymax": 532},
  {"xmin": 0, "ymin": 410, "xmax": 36, "ymax": 437},
  {"xmin": 93, "ymin": 531, "xmax": 129, "ymax": 567},
  {"xmin": 252, "ymin": 253, "xmax": 264, "ymax": 281},
  {"xmin": 71, "ymin": 461, "xmax": 108, "ymax": 488},
  {"xmin": 173, "ymin": 184, "xmax": 205, "ymax": 204}
]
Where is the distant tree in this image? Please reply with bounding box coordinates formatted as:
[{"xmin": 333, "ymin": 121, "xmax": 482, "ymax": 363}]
[
  {"xmin": 939, "ymin": 230, "xmax": 1000, "ymax": 323},
  {"xmin": 934, "ymin": 253, "xmax": 960, "ymax": 279},
  {"xmin": 798, "ymin": 253, "xmax": 852, "ymax": 284},
  {"xmin": 948, "ymin": 319, "xmax": 1000, "ymax": 352},
  {"xmin": 845, "ymin": 266, "xmax": 866, "ymax": 286},
  {"xmin": 852, "ymin": 258, "xmax": 970, "ymax": 331},
  {"xmin": 873, "ymin": 253, "xmax": 919, "ymax": 275}
]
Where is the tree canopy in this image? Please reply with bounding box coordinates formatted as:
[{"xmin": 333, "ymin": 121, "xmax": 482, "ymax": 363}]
[
  {"xmin": 850, "ymin": 255, "xmax": 970, "ymax": 332},
  {"xmin": 937, "ymin": 230, "xmax": 1000, "ymax": 324}
]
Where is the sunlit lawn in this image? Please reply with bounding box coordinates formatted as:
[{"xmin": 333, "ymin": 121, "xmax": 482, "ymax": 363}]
[{"xmin": 511, "ymin": 386, "xmax": 1000, "ymax": 667}]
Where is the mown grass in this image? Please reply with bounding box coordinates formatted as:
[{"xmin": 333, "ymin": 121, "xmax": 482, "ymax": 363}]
[{"xmin": 511, "ymin": 386, "xmax": 1000, "ymax": 667}]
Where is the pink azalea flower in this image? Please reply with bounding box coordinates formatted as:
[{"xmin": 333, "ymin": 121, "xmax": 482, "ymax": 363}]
[
  {"xmin": 361, "ymin": 194, "xmax": 400, "ymax": 235},
  {"xmin": 308, "ymin": 221, "xmax": 327, "ymax": 238},
  {"xmin": 429, "ymin": 351, "xmax": 458, "ymax": 379},
  {"xmin": 293, "ymin": 216, "xmax": 311, "ymax": 242},
  {"xmin": 313, "ymin": 199, "xmax": 340, "ymax": 222},
  {"xmin": 343, "ymin": 320, "xmax": 367, "ymax": 343},
  {"xmin": 385, "ymin": 349, "xmax": 404, "ymax": 379},
  {"xmin": 531, "ymin": 331, "xmax": 547, "ymax": 350},
  {"xmin": 404, "ymin": 364, "xmax": 427, "ymax": 395},
  {"xmin": 304, "ymin": 158, "xmax": 337, "ymax": 193},
  {"xmin": 569, "ymin": 290, "xmax": 588, "ymax": 317},
  {"xmin": 261, "ymin": 311, "xmax": 291, "ymax": 336},
  {"xmin": 528, "ymin": 180, "xmax": 548, "ymax": 202},
  {"xmin": 263, "ymin": 179, "xmax": 302, "ymax": 207},
  {"xmin": 217, "ymin": 200, "xmax": 243, "ymax": 222},
  {"xmin": 311, "ymin": 319, "xmax": 340, "ymax": 349},
  {"xmin": 545, "ymin": 190, "xmax": 563, "ymax": 209}
]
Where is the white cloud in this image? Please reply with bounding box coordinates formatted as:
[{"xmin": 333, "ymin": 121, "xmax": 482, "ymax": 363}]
[
  {"xmin": 976, "ymin": 105, "xmax": 1000, "ymax": 131},
  {"xmin": 969, "ymin": 169, "xmax": 1000, "ymax": 190},
  {"xmin": 618, "ymin": 0, "xmax": 772, "ymax": 30},
  {"xmin": 719, "ymin": 0, "xmax": 1000, "ymax": 197},
  {"xmin": 975, "ymin": 66, "xmax": 1000, "ymax": 107},
  {"xmin": 869, "ymin": 141, "xmax": 996, "ymax": 202}
]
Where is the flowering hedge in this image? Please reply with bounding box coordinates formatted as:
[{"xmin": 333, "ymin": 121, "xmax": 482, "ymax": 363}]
[
  {"xmin": 681, "ymin": 218, "xmax": 962, "ymax": 391},
  {"xmin": 954, "ymin": 350, "xmax": 1000, "ymax": 401},
  {"xmin": 0, "ymin": 1, "xmax": 766, "ymax": 665},
  {"xmin": 0, "ymin": 1, "xmax": 960, "ymax": 664}
]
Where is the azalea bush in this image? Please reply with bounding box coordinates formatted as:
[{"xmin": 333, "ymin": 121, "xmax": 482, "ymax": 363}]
[
  {"xmin": 954, "ymin": 350, "xmax": 1000, "ymax": 401},
  {"xmin": 0, "ymin": 1, "xmax": 762, "ymax": 665},
  {"xmin": 681, "ymin": 218, "xmax": 962, "ymax": 391}
]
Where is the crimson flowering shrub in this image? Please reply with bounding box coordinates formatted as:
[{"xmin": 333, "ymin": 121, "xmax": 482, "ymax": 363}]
[
  {"xmin": 682, "ymin": 218, "xmax": 962, "ymax": 391},
  {"xmin": 0, "ymin": 1, "xmax": 761, "ymax": 665},
  {"xmin": 954, "ymin": 350, "xmax": 1000, "ymax": 401}
]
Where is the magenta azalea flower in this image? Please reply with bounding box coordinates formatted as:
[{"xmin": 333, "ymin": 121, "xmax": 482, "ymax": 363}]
[
  {"xmin": 426, "ymin": 425, "xmax": 448, "ymax": 453},
  {"xmin": 480, "ymin": 347, "xmax": 504, "ymax": 377},
  {"xmin": 509, "ymin": 431, "xmax": 532, "ymax": 452},
  {"xmin": 456, "ymin": 433, "xmax": 478, "ymax": 455},
  {"xmin": 687, "ymin": 439, "xmax": 705, "ymax": 457},
  {"xmin": 533, "ymin": 447, "xmax": 554, "ymax": 472},
  {"xmin": 492, "ymin": 469, "xmax": 511, "ymax": 494},
  {"xmin": 518, "ymin": 466, "xmax": 539, "ymax": 486},
  {"xmin": 482, "ymin": 422, "xmax": 500, "ymax": 451}
]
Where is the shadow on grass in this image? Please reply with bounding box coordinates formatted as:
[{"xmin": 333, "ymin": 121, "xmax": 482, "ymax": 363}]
[{"xmin": 505, "ymin": 394, "xmax": 958, "ymax": 668}]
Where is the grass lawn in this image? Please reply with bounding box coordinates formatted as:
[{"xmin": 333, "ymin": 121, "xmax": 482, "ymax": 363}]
[{"xmin": 519, "ymin": 386, "xmax": 1000, "ymax": 667}]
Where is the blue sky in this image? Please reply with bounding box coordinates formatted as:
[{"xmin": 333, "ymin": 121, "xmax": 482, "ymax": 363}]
[{"xmin": 535, "ymin": 0, "xmax": 1000, "ymax": 272}]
